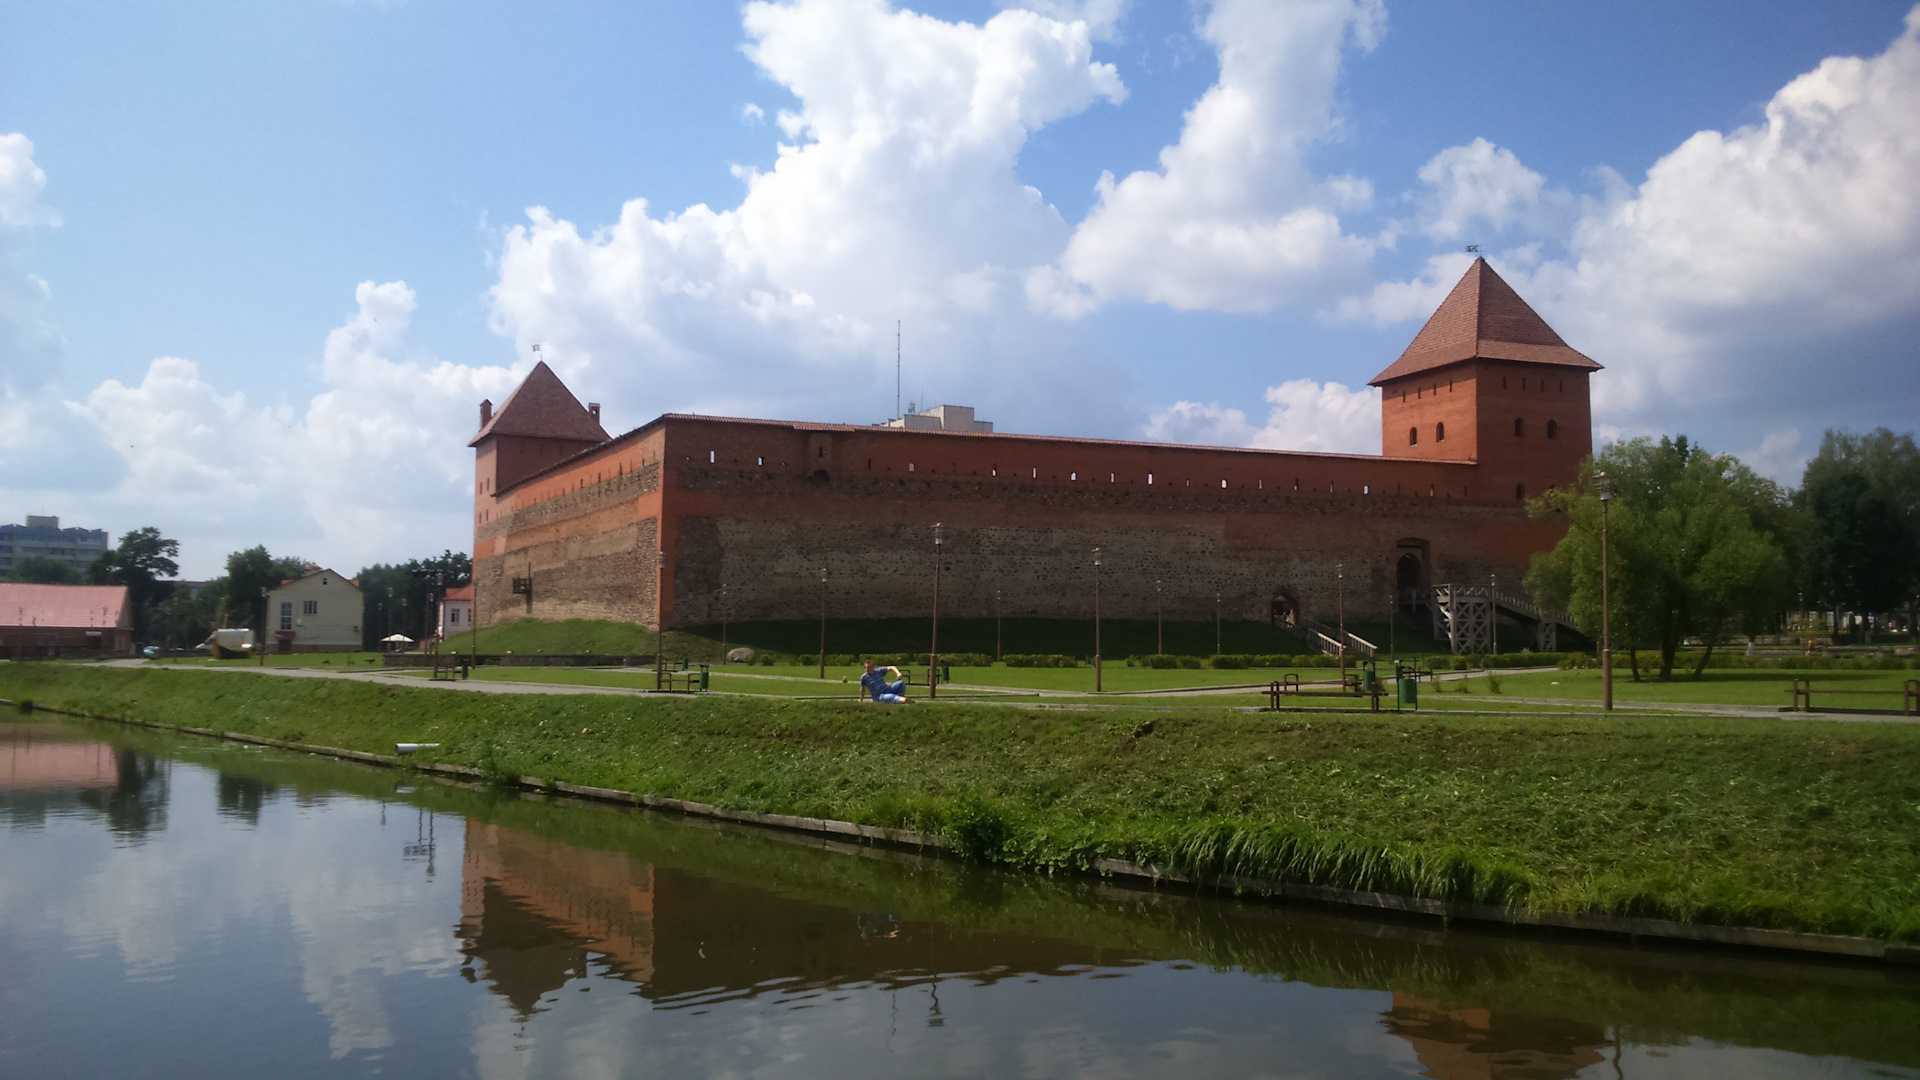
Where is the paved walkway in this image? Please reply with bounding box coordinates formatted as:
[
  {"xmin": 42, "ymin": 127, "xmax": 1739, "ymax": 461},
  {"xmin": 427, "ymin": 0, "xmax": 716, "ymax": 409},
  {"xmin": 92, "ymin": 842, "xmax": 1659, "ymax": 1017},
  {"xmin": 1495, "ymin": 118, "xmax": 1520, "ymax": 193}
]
[{"xmin": 91, "ymin": 659, "xmax": 1916, "ymax": 723}]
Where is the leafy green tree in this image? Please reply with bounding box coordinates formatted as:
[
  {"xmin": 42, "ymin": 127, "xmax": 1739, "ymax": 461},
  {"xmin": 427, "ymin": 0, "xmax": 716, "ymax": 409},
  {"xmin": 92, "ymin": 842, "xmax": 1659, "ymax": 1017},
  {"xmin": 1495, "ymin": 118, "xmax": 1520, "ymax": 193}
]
[
  {"xmin": 354, "ymin": 550, "xmax": 471, "ymax": 649},
  {"xmin": 1797, "ymin": 428, "xmax": 1920, "ymax": 641},
  {"xmin": 1527, "ymin": 437, "xmax": 1791, "ymax": 680},
  {"xmin": 5, "ymin": 555, "xmax": 80, "ymax": 584},
  {"xmin": 148, "ymin": 583, "xmax": 222, "ymax": 649},
  {"xmin": 222, "ymin": 546, "xmax": 309, "ymax": 631},
  {"xmin": 88, "ymin": 526, "xmax": 181, "ymax": 639}
]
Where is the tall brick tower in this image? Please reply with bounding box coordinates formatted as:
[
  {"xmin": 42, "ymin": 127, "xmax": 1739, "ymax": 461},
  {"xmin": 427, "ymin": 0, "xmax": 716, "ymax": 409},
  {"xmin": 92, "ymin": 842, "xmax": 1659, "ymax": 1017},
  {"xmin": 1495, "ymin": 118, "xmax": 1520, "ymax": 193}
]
[
  {"xmin": 1370, "ymin": 257, "xmax": 1599, "ymax": 502},
  {"xmin": 470, "ymin": 360, "xmax": 611, "ymax": 506}
]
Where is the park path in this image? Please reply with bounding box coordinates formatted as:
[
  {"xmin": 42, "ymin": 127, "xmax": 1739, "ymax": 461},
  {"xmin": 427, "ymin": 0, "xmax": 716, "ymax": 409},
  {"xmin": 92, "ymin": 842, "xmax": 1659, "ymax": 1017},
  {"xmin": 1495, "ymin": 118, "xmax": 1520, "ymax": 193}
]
[{"xmin": 85, "ymin": 659, "xmax": 1916, "ymax": 723}]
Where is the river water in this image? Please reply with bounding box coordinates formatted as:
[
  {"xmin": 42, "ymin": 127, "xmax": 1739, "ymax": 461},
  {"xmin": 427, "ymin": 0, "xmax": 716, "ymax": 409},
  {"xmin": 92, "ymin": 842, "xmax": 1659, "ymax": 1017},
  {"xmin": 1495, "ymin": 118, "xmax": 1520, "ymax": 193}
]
[{"xmin": 3, "ymin": 718, "xmax": 1917, "ymax": 1078}]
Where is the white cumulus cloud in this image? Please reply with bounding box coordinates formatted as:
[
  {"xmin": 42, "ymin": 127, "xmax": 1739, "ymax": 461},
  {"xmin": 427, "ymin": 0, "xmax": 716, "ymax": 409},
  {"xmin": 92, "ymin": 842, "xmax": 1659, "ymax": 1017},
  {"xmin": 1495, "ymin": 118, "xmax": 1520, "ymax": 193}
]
[
  {"xmin": 1040, "ymin": 0, "xmax": 1388, "ymax": 316},
  {"xmin": 1144, "ymin": 378, "xmax": 1379, "ymax": 454},
  {"xmin": 487, "ymin": 0, "xmax": 1126, "ymax": 422}
]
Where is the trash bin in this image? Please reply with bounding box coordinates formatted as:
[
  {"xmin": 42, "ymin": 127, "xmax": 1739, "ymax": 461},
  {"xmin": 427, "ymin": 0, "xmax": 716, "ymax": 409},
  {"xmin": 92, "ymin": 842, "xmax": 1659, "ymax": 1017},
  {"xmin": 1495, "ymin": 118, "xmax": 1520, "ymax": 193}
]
[
  {"xmin": 697, "ymin": 664, "xmax": 710, "ymax": 691},
  {"xmin": 1362, "ymin": 660, "xmax": 1378, "ymax": 694},
  {"xmin": 1399, "ymin": 675, "xmax": 1418, "ymax": 708}
]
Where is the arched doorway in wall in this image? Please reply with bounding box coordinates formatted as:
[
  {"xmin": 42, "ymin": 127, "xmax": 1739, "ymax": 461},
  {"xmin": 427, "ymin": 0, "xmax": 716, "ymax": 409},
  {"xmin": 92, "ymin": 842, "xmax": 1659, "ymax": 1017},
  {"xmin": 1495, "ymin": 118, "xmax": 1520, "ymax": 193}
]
[
  {"xmin": 1394, "ymin": 539, "xmax": 1431, "ymax": 613},
  {"xmin": 1269, "ymin": 589, "xmax": 1300, "ymax": 629}
]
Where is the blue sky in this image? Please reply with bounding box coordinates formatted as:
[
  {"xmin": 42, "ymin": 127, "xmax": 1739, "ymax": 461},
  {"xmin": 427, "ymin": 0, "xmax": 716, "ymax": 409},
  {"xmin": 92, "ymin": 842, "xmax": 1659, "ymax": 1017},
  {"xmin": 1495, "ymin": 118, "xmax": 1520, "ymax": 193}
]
[{"xmin": 4, "ymin": 1, "xmax": 1917, "ymax": 575}]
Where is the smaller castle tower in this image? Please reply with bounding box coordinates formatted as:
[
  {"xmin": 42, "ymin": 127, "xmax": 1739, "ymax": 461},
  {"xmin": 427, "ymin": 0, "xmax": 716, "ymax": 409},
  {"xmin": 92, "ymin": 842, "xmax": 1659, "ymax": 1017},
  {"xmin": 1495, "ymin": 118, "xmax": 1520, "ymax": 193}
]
[
  {"xmin": 1370, "ymin": 258, "xmax": 1599, "ymax": 501},
  {"xmin": 470, "ymin": 360, "xmax": 611, "ymax": 503}
]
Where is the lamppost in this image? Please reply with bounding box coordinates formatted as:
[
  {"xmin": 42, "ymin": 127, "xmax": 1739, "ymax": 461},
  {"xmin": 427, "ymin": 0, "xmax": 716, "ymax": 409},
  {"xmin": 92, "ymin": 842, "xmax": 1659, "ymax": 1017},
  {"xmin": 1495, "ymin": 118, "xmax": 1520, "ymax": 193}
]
[
  {"xmin": 930, "ymin": 523, "xmax": 942, "ymax": 700},
  {"xmin": 817, "ymin": 566, "xmax": 828, "ymax": 679},
  {"xmin": 719, "ymin": 582, "xmax": 728, "ymax": 662},
  {"xmin": 1489, "ymin": 572, "xmax": 1498, "ymax": 658},
  {"xmin": 994, "ymin": 587, "xmax": 1002, "ymax": 662},
  {"xmin": 1597, "ymin": 470, "xmax": 1614, "ymax": 712},
  {"xmin": 1336, "ymin": 562, "xmax": 1346, "ymax": 683},
  {"xmin": 654, "ymin": 548, "xmax": 666, "ymax": 691},
  {"xmin": 1214, "ymin": 589, "xmax": 1222, "ymax": 656},
  {"xmin": 1155, "ymin": 579, "xmax": 1164, "ymax": 655},
  {"xmin": 1387, "ymin": 590, "xmax": 1395, "ymax": 660},
  {"xmin": 1092, "ymin": 546, "xmax": 1103, "ymax": 693}
]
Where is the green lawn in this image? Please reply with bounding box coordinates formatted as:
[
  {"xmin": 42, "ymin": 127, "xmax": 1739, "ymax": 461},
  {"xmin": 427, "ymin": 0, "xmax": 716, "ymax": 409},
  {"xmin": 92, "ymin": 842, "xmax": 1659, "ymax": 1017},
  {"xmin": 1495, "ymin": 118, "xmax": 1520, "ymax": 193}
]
[
  {"xmin": 6, "ymin": 663, "xmax": 1919, "ymax": 942},
  {"xmin": 1450, "ymin": 667, "xmax": 1916, "ymax": 709}
]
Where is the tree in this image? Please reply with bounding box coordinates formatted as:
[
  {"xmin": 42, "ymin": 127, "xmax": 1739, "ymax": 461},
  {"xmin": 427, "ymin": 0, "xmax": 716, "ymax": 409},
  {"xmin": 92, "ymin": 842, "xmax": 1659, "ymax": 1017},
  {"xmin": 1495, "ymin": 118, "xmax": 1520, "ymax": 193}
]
[
  {"xmin": 222, "ymin": 546, "xmax": 309, "ymax": 631},
  {"xmin": 354, "ymin": 550, "xmax": 471, "ymax": 649},
  {"xmin": 1797, "ymin": 428, "xmax": 1920, "ymax": 641},
  {"xmin": 1527, "ymin": 437, "xmax": 1792, "ymax": 680},
  {"xmin": 88, "ymin": 526, "xmax": 181, "ymax": 640},
  {"xmin": 5, "ymin": 556, "xmax": 80, "ymax": 584}
]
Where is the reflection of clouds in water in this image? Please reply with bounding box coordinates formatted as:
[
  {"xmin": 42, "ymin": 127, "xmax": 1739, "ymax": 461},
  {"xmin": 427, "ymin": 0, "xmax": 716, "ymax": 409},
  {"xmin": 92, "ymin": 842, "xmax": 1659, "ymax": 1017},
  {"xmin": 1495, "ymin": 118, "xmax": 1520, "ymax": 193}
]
[
  {"xmin": 1598, "ymin": 1038, "xmax": 1916, "ymax": 1080},
  {"xmin": 10, "ymin": 761, "xmax": 465, "ymax": 1061}
]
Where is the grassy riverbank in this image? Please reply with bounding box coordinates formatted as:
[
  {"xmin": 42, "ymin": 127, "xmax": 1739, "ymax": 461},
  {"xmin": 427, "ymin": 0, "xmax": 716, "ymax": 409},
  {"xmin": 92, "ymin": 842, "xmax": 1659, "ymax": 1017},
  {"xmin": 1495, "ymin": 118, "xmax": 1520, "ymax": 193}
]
[{"xmin": 6, "ymin": 663, "xmax": 1919, "ymax": 941}]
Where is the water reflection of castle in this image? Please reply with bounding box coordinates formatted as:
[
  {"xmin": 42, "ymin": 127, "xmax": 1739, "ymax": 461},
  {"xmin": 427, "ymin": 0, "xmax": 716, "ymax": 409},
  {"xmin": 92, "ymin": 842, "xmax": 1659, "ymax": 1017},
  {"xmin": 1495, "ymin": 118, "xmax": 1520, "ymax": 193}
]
[{"xmin": 456, "ymin": 820, "xmax": 1616, "ymax": 1076}]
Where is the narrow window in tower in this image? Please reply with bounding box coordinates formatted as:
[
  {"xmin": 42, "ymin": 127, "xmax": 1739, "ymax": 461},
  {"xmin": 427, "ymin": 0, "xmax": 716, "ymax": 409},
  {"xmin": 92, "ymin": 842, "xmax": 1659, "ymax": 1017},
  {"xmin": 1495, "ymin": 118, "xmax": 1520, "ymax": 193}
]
[
  {"xmin": 1559, "ymin": 379, "xmax": 1565, "ymax": 392},
  {"xmin": 1521, "ymin": 376, "xmax": 1528, "ymax": 390},
  {"xmin": 1070, "ymin": 471, "xmax": 1078, "ymax": 481},
  {"xmin": 1436, "ymin": 422, "xmax": 1446, "ymax": 442},
  {"xmin": 991, "ymin": 466, "xmax": 998, "ymax": 477},
  {"xmin": 1408, "ymin": 427, "xmax": 1418, "ymax": 446},
  {"xmin": 755, "ymin": 455, "xmax": 764, "ymax": 467},
  {"xmin": 708, "ymin": 449, "xmax": 716, "ymax": 463},
  {"xmin": 1328, "ymin": 479, "xmax": 1335, "ymax": 493},
  {"xmin": 1502, "ymin": 375, "xmax": 1509, "ymax": 389},
  {"xmin": 1220, "ymin": 479, "xmax": 1228, "ymax": 489},
  {"xmin": 1546, "ymin": 419, "xmax": 1559, "ymax": 439},
  {"xmin": 1363, "ymin": 484, "xmax": 1371, "ymax": 495},
  {"xmin": 1449, "ymin": 379, "xmax": 1454, "ymax": 392},
  {"xmin": 1428, "ymin": 483, "xmax": 1435, "ymax": 497},
  {"xmin": 1514, "ymin": 417, "xmax": 1525, "ymax": 437},
  {"xmin": 1515, "ymin": 483, "xmax": 1526, "ymax": 501},
  {"xmin": 1292, "ymin": 478, "xmax": 1300, "ymax": 491},
  {"xmin": 907, "ymin": 462, "xmax": 915, "ymax": 473},
  {"xmin": 1147, "ymin": 473, "xmax": 1154, "ymax": 485},
  {"xmin": 818, "ymin": 446, "xmax": 826, "ymax": 458},
  {"xmin": 1109, "ymin": 472, "xmax": 1116, "ymax": 483},
  {"xmin": 1030, "ymin": 466, "xmax": 1038, "ymax": 479}
]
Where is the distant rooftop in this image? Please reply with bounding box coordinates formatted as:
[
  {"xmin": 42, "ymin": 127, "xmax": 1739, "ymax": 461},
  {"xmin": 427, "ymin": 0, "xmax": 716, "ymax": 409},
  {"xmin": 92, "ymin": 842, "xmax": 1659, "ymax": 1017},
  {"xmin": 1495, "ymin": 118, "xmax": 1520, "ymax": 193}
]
[{"xmin": 882, "ymin": 404, "xmax": 994, "ymax": 434}]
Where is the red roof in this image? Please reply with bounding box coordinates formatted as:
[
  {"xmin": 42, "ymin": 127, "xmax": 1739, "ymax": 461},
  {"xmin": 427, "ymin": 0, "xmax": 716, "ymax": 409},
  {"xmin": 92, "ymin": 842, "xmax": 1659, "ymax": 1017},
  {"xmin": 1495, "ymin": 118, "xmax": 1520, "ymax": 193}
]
[
  {"xmin": 1368, "ymin": 258, "xmax": 1600, "ymax": 385},
  {"xmin": 469, "ymin": 361, "xmax": 611, "ymax": 447},
  {"xmin": 442, "ymin": 584, "xmax": 474, "ymax": 602},
  {"xmin": 0, "ymin": 583, "xmax": 131, "ymax": 629}
]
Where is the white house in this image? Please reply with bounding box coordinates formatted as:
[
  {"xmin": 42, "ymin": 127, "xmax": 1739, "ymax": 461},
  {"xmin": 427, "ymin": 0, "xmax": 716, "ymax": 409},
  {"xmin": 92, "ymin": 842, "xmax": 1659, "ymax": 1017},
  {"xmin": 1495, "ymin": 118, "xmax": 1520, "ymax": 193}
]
[
  {"xmin": 266, "ymin": 568, "xmax": 363, "ymax": 652},
  {"xmin": 437, "ymin": 584, "xmax": 474, "ymax": 641}
]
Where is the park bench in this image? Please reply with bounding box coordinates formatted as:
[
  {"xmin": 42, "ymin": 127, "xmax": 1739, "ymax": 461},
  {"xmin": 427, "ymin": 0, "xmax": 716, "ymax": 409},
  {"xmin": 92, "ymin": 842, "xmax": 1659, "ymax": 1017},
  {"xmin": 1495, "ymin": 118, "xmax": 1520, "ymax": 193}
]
[
  {"xmin": 1787, "ymin": 678, "xmax": 1919, "ymax": 716},
  {"xmin": 658, "ymin": 664, "xmax": 710, "ymax": 693},
  {"xmin": 429, "ymin": 656, "xmax": 469, "ymax": 682}
]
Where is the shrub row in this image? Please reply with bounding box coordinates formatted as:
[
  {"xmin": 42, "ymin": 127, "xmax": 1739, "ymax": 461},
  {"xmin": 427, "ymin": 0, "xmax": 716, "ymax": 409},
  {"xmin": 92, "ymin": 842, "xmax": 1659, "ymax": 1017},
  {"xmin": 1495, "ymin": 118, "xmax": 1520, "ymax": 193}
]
[
  {"xmin": 1564, "ymin": 651, "xmax": 1920, "ymax": 672},
  {"xmin": 1001, "ymin": 653, "xmax": 1082, "ymax": 668},
  {"xmin": 1123, "ymin": 651, "xmax": 1583, "ymax": 671}
]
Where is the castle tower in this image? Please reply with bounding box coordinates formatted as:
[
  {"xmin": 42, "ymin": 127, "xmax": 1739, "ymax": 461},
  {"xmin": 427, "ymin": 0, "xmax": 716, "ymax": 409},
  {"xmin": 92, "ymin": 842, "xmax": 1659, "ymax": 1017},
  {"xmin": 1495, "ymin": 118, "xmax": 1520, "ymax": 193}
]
[
  {"xmin": 1370, "ymin": 257, "xmax": 1599, "ymax": 502},
  {"xmin": 470, "ymin": 360, "xmax": 611, "ymax": 506}
]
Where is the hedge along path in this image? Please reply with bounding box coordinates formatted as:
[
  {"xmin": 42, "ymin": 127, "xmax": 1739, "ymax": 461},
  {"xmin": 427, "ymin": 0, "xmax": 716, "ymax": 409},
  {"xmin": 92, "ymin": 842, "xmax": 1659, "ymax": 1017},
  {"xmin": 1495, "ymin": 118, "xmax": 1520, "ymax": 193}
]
[{"xmin": 5, "ymin": 664, "xmax": 1920, "ymax": 961}]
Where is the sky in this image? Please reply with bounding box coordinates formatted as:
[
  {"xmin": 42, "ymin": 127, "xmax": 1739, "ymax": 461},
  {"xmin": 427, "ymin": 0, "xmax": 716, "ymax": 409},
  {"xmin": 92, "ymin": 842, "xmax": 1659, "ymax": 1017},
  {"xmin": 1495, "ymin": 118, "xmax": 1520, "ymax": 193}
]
[{"xmin": 4, "ymin": 0, "xmax": 1918, "ymax": 577}]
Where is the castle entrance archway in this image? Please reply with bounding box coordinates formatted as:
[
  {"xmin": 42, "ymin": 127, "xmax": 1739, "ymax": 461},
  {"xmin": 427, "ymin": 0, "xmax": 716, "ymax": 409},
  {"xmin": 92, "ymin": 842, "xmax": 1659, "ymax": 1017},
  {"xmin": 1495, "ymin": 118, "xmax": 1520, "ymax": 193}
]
[
  {"xmin": 1395, "ymin": 539, "xmax": 1431, "ymax": 612},
  {"xmin": 1269, "ymin": 589, "xmax": 1299, "ymax": 629}
]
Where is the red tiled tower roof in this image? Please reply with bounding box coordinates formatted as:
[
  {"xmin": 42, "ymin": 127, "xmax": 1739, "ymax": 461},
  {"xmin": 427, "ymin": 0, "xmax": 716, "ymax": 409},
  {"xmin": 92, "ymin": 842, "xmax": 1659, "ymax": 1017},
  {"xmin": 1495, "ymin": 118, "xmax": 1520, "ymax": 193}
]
[
  {"xmin": 1368, "ymin": 258, "xmax": 1600, "ymax": 385},
  {"xmin": 469, "ymin": 361, "xmax": 611, "ymax": 447}
]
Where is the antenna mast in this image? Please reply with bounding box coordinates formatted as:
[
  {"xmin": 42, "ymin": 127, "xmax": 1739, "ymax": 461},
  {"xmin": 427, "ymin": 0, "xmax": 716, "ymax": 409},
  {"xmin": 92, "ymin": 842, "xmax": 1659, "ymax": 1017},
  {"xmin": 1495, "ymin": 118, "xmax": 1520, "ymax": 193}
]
[{"xmin": 895, "ymin": 320, "xmax": 902, "ymax": 420}]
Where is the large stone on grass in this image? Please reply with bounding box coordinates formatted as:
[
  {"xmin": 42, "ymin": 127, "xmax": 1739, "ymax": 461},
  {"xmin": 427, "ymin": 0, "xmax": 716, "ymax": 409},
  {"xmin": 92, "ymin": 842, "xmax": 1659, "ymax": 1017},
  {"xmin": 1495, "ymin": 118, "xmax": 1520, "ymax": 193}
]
[{"xmin": 726, "ymin": 647, "xmax": 755, "ymax": 663}]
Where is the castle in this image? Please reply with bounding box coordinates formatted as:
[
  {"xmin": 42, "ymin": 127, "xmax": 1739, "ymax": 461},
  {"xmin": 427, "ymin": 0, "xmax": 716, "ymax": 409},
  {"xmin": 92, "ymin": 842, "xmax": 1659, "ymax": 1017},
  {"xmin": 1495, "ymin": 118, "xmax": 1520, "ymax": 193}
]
[{"xmin": 469, "ymin": 258, "xmax": 1598, "ymax": 650}]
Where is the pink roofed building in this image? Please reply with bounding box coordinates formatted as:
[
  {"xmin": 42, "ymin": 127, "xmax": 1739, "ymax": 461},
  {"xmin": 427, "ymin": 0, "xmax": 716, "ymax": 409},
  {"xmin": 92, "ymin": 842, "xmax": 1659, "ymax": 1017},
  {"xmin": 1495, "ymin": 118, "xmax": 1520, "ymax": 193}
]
[{"xmin": 0, "ymin": 583, "xmax": 134, "ymax": 658}]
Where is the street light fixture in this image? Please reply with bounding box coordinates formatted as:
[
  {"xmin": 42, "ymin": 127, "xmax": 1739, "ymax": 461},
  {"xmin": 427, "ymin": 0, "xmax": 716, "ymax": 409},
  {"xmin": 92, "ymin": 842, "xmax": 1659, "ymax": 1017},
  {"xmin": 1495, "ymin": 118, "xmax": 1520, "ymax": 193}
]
[
  {"xmin": 817, "ymin": 566, "xmax": 828, "ymax": 679},
  {"xmin": 1335, "ymin": 563, "xmax": 1347, "ymax": 683},
  {"xmin": 930, "ymin": 523, "xmax": 943, "ymax": 700},
  {"xmin": 1155, "ymin": 579, "xmax": 1163, "ymax": 656},
  {"xmin": 1596, "ymin": 470, "xmax": 1614, "ymax": 712},
  {"xmin": 1214, "ymin": 588, "xmax": 1222, "ymax": 656},
  {"xmin": 1092, "ymin": 546, "xmax": 1103, "ymax": 693},
  {"xmin": 1490, "ymin": 571, "xmax": 1498, "ymax": 658},
  {"xmin": 654, "ymin": 548, "xmax": 666, "ymax": 691},
  {"xmin": 719, "ymin": 581, "xmax": 728, "ymax": 662},
  {"xmin": 994, "ymin": 586, "xmax": 1002, "ymax": 662}
]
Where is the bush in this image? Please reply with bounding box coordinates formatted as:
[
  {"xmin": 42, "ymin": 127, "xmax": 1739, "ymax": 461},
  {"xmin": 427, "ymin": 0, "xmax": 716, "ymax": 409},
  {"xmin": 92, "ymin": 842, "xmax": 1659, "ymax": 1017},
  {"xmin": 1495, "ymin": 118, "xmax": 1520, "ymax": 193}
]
[
  {"xmin": 1209, "ymin": 654, "xmax": 1255, "ymax": 669},
  {"xmin": 1002, "ymin": 653, "xmax": 1080, "ymax": 668},
  {"xmin": 1135, "ymin": 654, "xmax": 1185, "ymax": 669}
]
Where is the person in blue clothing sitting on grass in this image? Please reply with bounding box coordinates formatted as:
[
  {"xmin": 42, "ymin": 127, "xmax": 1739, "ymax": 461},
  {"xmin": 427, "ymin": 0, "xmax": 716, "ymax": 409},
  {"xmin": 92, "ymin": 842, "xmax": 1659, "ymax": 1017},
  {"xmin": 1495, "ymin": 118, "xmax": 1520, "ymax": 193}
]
[{"xmin": 860, "ymin": 660, "xmax": 910, "ymax": 703}]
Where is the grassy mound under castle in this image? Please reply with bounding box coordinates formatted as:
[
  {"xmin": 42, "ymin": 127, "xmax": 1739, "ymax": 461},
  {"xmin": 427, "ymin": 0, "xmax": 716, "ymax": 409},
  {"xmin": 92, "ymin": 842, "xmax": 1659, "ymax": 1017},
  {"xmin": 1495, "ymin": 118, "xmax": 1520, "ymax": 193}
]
[{"xmin": 6, "ymin": 663, "xmax": 1918, "ymax": 942}]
